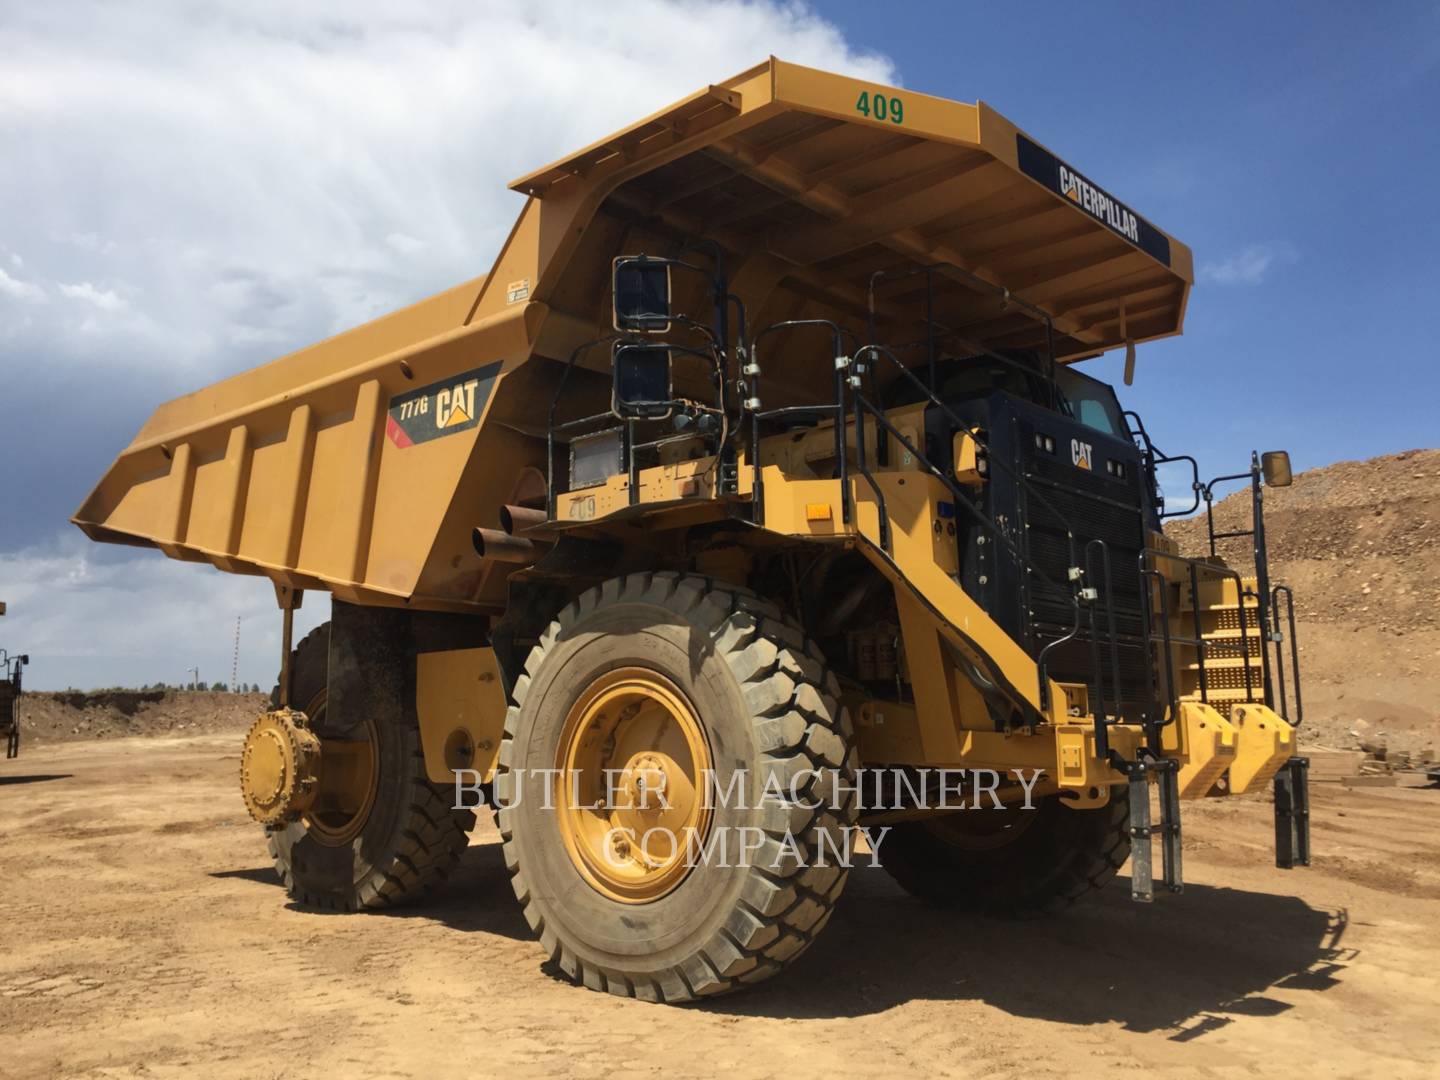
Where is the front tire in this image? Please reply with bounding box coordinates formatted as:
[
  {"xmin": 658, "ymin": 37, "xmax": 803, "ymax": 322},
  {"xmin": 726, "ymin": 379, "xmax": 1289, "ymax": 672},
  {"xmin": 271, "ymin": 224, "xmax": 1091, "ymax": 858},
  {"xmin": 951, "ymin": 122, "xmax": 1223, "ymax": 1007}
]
[
  {"xmin": 497, "ymin": 573, "xmax": 856, "ymax": 1002},
  {"xmin": 266, "ymin": 623, "xmax": 474, "ymax": 911}
]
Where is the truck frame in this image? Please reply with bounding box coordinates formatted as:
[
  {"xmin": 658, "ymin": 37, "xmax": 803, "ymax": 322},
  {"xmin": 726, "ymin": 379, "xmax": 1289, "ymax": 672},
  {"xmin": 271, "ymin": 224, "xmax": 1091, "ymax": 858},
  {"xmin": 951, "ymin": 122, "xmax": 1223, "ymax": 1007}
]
[{"xmin": 75, "ymin": 59, "xmax": 1310, "ymax": 1002}]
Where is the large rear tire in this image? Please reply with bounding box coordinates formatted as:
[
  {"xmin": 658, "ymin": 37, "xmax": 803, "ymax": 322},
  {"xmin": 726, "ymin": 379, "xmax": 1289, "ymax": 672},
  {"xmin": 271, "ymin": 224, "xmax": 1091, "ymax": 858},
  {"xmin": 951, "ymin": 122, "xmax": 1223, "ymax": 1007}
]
[
  {"xmin": 877, "ymin": 791, "xmax": 1130, "ymax": 915},
  {"xmin": 497, "ymin": 573, "xmax": 856, "ymax": 1002},
  {"xmin": 266, "ymin": 623, "xmax": 475, "ymax": 911}
]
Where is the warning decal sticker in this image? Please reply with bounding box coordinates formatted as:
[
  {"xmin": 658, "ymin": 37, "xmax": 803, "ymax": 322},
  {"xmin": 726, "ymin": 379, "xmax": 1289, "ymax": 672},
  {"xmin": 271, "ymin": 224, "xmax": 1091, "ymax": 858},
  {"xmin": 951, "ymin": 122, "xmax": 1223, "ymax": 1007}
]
[{"xmin": 385, "ymin": 362, "xmax": 501, "ymax": 448}]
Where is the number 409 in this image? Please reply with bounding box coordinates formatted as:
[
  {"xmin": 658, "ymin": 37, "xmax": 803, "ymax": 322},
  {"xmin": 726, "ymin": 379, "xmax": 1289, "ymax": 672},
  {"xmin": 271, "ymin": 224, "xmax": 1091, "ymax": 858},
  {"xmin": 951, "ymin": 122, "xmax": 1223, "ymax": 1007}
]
[{"xmin": 855, "ymin": 90, "xmax": 904, "ymax": 125}]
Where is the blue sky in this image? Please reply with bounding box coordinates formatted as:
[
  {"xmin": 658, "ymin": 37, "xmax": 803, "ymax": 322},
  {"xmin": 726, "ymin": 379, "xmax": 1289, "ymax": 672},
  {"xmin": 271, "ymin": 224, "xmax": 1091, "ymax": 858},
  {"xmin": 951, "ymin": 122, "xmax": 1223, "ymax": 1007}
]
[
  {"xmin": 821, "ymin": 0, "xmax": 1440, "ymax": 475},
  {"xmin": 1, "ymin": 1, "xmax": 1436, "ymax": 688}
]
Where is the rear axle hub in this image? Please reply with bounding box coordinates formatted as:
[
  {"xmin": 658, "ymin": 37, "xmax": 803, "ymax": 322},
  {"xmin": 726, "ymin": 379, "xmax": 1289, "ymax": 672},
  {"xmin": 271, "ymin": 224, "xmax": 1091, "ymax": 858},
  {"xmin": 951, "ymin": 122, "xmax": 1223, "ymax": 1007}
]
[{"xmin": 239, "ymin": 708, "xmax": 322, "ymax": 825}]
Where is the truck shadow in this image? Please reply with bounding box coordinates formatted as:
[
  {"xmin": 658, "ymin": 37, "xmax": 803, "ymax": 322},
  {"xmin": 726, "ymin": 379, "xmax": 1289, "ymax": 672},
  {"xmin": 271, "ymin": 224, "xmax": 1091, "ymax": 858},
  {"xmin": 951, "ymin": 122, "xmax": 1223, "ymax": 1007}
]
[
  {"xmin": 382, "ymin": 840, "xmax": 532, "ymax": 940},
  {"xmin": 0, "ymin": 773, "xmax": 74, "ymax": 786},
  {"xmin": 709, "ymin": 865, "xmax": 1352, "ymax": 1034},
  {"xmin": 211, "ymin": 838, "xmax": 533, "ymax": 940}
]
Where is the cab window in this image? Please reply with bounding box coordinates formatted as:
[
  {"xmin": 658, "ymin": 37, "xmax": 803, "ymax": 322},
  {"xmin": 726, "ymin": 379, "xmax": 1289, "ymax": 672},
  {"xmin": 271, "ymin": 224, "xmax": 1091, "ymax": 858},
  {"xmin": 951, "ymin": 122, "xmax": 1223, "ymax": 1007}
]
[{"xmin": 1055, "ymin": 367, "xmax": 1126, "ymax": 439}]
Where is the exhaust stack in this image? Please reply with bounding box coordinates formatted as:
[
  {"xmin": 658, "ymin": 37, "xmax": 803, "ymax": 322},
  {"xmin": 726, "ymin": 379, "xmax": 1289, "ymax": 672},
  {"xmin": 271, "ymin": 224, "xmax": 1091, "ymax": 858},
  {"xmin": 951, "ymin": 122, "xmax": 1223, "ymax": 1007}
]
[{"xmin": 472, "ymin": 528, "xmax": 542, "ymax": 565}]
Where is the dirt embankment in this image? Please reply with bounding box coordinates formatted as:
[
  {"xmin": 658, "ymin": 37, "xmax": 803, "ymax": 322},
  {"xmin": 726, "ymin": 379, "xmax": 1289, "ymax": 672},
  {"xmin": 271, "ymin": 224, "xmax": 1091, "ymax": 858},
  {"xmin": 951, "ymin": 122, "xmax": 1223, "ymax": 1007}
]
[
  {"xmin": 16, "ymin": 690, "xmax": 266, "ymax": 748},
  {"xmin": 1166, "ymin": 447, "xmax": 1440, "ymax": 756}
]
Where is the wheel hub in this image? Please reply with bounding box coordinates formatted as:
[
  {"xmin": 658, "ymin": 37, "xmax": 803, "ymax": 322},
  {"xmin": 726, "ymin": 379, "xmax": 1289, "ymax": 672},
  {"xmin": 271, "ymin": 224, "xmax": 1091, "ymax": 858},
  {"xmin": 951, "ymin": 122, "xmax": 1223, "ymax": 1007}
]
[
  {"xmin": 555, "ymin": 668, "xmax": 713, "ymax": 903},
  {"xmin": 240, "ymin": 708, "xmax": 322, "ymax": 825}
]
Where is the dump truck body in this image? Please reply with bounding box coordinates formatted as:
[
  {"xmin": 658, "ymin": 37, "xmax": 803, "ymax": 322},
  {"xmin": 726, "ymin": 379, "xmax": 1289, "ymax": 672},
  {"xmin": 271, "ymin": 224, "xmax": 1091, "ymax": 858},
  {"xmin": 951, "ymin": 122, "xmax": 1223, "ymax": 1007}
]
[
  {"xmin": 74, "ymin": 60, "xmax": 1192, "ymax": 608},
  {"xmin": 75, "ymin": 59, "xmax": 1309, "ymax": 1001}
]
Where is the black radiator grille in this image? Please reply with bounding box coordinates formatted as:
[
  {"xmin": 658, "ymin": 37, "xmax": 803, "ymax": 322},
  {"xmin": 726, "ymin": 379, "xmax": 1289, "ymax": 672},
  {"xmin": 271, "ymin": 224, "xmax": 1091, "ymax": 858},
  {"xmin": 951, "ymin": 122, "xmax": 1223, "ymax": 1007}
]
[{"xmin": 1022, "ymin": 456, "xmax": 1152, "ymax": 720}]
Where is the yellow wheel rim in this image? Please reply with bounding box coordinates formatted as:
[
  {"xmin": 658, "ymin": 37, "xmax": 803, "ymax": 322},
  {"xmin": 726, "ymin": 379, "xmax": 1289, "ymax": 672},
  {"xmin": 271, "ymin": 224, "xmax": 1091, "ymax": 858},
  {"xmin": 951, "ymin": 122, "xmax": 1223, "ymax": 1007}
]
[
  {"xmin": 301, "ymin": 689, "xmax": 379, "ymax": 847},
  {"xmin": 555, "ymin": 668, "xmax": 713, "ymax": 904},
  {"xmin": 925, "ymin": 802, "xmax": 1040, "ymax": 851}
]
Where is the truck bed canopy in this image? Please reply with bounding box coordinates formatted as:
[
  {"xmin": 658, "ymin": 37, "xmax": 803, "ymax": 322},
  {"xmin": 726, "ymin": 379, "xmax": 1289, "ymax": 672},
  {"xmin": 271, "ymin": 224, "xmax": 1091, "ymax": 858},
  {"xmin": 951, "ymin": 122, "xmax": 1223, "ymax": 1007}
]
[
  {"xmin": 73, "ymin": 60, "xmax": 1194, "ymax": 606},
  {"xmin": 518, "ymin": 59, "xmax": 1192, "ymax": 368}
]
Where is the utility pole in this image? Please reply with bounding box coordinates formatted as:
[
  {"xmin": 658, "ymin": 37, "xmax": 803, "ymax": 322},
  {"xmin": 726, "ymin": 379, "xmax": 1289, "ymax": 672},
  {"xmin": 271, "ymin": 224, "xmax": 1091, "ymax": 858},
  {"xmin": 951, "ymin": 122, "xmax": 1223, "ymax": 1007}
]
[{"xmin": 231, "ymin": 615, "xmax": 241, "ymax": 692}]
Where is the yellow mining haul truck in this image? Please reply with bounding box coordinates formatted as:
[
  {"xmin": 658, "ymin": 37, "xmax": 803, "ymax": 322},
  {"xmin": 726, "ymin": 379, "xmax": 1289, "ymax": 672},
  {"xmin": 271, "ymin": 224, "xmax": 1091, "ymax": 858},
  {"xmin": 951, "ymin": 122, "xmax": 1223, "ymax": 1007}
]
[{"xmin": 75, "ymin": 59, "xmax": 1310, "ymax": 1001}]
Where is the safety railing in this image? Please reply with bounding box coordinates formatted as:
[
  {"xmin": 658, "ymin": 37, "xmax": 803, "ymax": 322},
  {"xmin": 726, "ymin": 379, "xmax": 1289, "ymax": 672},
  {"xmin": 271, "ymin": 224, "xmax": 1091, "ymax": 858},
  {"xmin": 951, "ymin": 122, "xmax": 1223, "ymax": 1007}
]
[
  {"xmin": 1270, "ymin": 584, "xmax": 1304, "ymax": 726},
  {"xmin": 743, "ymin": 320, "xmax": 1129, "ymax": 737},
  {"xmin": 544, "ymin": 336, "xmax": 729, "ymax": 517},
  {"xmin": 1137, "ymin": 548, "xmax": 1258, "ymax": 731}
]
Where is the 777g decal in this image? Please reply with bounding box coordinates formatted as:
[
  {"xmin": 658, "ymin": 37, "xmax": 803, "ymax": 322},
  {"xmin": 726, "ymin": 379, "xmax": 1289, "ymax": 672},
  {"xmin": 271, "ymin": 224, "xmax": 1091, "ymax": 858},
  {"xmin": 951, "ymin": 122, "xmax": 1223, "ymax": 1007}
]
[{"xmin": 385, "ymin": 362, "xmax": 501, "ymax": 448}]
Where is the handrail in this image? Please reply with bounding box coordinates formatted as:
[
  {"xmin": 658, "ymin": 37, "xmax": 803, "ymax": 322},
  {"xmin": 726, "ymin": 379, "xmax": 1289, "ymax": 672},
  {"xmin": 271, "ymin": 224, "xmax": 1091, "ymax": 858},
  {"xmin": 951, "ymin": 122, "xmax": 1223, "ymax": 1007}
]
[
  {"xmin": 1139, "ymin": 566, "xmax": 1179, "ymax": 753},
  {"xmin": 865, "ymin": 262, "xmax": 1062, "ymax": 404},
  {"xmin": 847, "ymin": 393, "xmax": 1084, "ymax": 714},
  {"xmin": 747, "ymin": 320, "xmax": 850, "ymax": 528},
  {"xmin": 1123, "ymin": 409, "xmax": 1202, "ymax": 519},
  {"xmin": 1140, "ymin": 548, "xmax": 1258, "ymax": 707},
  {"xmin": 853, "ymin": 342, "xmax": 1086, "ymax": 573},
  {"xmin": 1271, "ymin": 584, "xmax": 1304, "ymax": 726},
  {"xmin": 1084, "ymin": 539, "xmax": 1124, "ymax": 758},
  {"xmin": 745, "ymin": 321, "xmax": 1130, "ymax": 722},
  {"xmin": 546, "ymin": 337, "xmax": 618, "ymax": 517}
]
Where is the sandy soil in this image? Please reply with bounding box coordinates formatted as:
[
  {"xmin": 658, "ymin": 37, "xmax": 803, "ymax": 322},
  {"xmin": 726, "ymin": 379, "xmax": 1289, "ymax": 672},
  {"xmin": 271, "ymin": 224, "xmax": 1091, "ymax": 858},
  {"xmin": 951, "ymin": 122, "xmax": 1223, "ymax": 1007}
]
[{"xmin": 3, "ymin": 735, "xmax": 1438, "ymax": 1079}]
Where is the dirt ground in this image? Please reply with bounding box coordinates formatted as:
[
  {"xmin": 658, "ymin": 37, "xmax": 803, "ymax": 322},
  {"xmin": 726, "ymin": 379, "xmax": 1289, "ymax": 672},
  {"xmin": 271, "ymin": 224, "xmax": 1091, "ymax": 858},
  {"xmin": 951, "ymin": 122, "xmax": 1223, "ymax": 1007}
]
[
  {"xmin": 16, "ymin": 691, "xmax": 269, "ymax": 749},
  {"xmin": 3, "ymin": 734, "xmax": 1438, "ymax": 1079}
]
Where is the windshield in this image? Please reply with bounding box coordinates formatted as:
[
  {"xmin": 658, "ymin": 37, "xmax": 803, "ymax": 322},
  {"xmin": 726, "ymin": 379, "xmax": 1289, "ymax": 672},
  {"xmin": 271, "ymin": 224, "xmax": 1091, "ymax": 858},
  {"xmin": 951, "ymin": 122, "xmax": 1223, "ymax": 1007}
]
[{"xmin": 1054, "ymin": 366, "xmax": 1127, "ymax": 439}]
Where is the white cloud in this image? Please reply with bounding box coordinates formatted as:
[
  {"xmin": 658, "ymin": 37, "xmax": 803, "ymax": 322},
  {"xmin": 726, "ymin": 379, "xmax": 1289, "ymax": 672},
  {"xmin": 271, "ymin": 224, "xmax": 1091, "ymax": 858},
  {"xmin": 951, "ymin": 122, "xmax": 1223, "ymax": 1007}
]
[
  {"xmin": 0, "ymin": 1, "xmax": 893, "ymax": 687},
  {"xmin": 0, "ymin": 1, "xmax": 894, "ymax": 377},
  {"xmin": 386, "ymin": 232, "xmax": 427, "ymax": 256},
  {"xmin": 59, "ymin": 280, "xmax": 128, "ymax": 312},
  {"xmin": 0, "ymin": 533, "xmax": 329, "ymax": 691},
  {"xmin": 1198, "ymin": 243, "xmax": 1298, "ymax": 286},
  {"xmin": 0, "ymin": 266, "xmax": 44, "ymax": 302}
]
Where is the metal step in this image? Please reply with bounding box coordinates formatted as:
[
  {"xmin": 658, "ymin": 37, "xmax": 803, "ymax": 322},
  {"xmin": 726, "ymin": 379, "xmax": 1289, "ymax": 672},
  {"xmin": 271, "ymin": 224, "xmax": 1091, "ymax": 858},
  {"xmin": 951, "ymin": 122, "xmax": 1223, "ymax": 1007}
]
[
  {"xmin": 1127, "ymin": 758, "xmax": 1183, "ymax": 902},
  {"xmin": 1181, "ymin": 657, "xmax": 1264, "ymax": 671},
  {"xmin": 1274, "ymin": 757, "xmax": 1311, "ymax": 869}
]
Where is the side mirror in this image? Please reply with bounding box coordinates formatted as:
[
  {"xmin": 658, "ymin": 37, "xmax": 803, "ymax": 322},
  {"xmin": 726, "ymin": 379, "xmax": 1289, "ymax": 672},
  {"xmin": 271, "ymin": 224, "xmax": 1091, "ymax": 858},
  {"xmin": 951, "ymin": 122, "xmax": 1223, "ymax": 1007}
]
[
  {"xmin": 612, "ymin": 257, "xmax": 672, "ymax": 333},
  {"xmin": 612, "ymin": 343, "xmax": 673, "ymax": 420},
  {"xmin": 1261, "ymin": 450, "xmax": 1293, "ymax": 488}
]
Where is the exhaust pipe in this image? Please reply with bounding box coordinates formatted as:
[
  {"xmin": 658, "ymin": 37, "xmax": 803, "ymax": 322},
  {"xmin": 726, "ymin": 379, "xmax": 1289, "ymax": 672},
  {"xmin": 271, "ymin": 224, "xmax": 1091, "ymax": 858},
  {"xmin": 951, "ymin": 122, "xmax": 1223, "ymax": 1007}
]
[
  {"xmin": 473, "ymin": 527, "xmax": 541, "ymax": 565},
  {"xmin": 500, "ymin": 503, "xmax": 555, "ymax": 539}
]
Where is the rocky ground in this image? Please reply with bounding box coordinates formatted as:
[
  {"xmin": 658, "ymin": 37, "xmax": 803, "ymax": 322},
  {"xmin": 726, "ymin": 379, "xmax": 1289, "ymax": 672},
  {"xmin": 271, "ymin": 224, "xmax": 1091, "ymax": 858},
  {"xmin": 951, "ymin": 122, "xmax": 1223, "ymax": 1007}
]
[{"xmin": 1166, "ymin": 447, "xmax": 1439, "ymax": 758}]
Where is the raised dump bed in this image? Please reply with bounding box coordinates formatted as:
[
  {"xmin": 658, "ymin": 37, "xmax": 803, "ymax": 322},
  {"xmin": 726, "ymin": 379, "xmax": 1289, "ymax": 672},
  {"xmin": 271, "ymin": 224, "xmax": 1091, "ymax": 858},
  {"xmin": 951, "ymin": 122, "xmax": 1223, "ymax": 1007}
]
[{"xmin": 75, "ymin": 58, "xmax": 1192, "ymax": 612}]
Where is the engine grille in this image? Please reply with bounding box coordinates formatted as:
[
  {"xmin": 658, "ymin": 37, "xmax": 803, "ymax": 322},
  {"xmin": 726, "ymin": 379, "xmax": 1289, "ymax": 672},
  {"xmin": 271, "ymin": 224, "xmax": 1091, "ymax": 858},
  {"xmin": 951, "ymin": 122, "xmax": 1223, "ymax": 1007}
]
[{"xmin": 1022, "ymin": 455, "xmax": 1152, "ymax": 720}]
